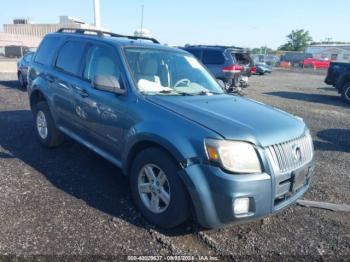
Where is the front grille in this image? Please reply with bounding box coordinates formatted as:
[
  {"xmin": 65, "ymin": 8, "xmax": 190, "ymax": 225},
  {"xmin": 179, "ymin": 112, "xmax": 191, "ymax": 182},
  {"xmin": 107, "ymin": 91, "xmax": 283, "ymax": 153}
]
[{"xmin": 265, "ymin": 133, "xmax": 314, "ymax": 173}]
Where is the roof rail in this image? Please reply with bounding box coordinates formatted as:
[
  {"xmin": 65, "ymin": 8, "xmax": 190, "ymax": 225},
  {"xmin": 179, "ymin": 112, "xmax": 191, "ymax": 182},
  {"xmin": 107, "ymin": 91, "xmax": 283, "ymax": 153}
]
[
  {"xmin": 185, "ymin": 44, "xmax": 244, "ymax": 50},
  {"xmin": 57, "ymin": 28, "xmax": 160, "ymax": 44}
]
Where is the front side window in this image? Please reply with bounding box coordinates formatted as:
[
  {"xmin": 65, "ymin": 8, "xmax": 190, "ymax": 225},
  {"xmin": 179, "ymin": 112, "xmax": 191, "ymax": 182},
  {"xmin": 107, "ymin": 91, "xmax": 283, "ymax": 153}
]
[
  {"xmin": 124, "ymin": 48, "xmax": 224, "ymax": 95},
  {"xmin": 55, "ymin": 41, "xmax": 86, "ymax": 76},
  {"xmin": 84, "ymin": 45, "xmax": 120, "ymax": 83}
]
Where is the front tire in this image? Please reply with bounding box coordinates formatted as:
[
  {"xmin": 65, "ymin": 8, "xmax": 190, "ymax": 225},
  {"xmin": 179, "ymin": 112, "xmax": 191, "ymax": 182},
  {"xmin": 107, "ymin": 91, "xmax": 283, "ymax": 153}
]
[
  {"xmin": 341, "ymin": 83, "xmax": 350, "ymax": 104},
  {"xmin": 33, "ymin": 101, "xmax": 63, "ymax": 147},
  {"xmin": 130, "ymin": 147, "xmax": 190, "ymax": 228}
]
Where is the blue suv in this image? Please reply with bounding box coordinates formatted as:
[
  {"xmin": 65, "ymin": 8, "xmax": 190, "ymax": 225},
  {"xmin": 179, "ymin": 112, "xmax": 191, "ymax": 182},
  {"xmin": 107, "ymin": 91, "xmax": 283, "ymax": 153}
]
[{"xmin": 27, "ymin": 28, "xmax": 314, "ymax": 229}]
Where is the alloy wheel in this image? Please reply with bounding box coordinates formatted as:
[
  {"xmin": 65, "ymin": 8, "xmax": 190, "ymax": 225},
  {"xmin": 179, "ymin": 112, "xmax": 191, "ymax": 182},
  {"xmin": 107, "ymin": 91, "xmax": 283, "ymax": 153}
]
[
  {"xmin": 36, "ymin": 110, "xmax": 48, "ymax": 139},
  {"xmin": 137, "ymin": 164, "xmax": 171, "ymax": 214}
]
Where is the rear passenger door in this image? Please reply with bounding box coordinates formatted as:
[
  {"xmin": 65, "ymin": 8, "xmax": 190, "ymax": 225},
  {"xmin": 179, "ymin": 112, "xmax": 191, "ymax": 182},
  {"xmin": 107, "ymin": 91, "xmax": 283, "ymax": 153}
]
[{"xmin": 50, "ymin": 40, "xmax": 87, "ymax": 134}]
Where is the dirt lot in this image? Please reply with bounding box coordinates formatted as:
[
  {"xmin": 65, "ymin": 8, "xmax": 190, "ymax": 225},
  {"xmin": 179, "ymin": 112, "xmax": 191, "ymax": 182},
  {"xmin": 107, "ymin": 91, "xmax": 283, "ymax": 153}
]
[{"xmin": 0, "ymin": 70, "xmax": 349, "ymax": 260}]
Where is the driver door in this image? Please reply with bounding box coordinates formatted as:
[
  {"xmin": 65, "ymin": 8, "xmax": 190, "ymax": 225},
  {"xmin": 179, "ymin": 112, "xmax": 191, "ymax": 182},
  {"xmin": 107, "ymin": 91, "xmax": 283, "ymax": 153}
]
[{"xmin": 74, "ymin": 43, "xmax": 129, "ymax": 160}]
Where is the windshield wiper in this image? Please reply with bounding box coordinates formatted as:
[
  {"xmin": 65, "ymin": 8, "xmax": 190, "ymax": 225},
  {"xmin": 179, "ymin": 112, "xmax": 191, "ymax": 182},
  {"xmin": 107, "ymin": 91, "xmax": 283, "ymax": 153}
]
[
  {"xmin": 158, "ymin": 90, "xmax": 193, "ymax": 96},
  {"xmin": 192, "ymin": 90, "xmax": 223, "ymax": 96}
]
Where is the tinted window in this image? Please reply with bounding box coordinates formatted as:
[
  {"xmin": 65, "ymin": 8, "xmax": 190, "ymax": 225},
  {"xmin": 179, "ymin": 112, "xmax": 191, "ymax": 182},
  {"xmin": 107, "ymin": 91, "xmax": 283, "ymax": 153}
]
[
  {"xmin": 186, "ymin": 49, "xmax": 201, "ymax": 59},
  {"xmin": 202, "ymin": 50, "xmax": 225, "ymax": 64},
  {"xmin": 56, "ymin": 41, "xmax": 86, "ymax": 76},
  {"xmin": 34, "ymin": 37, "xmax": 61, "ymax": 65},
  {"xmin": 83, "ymin": 45, "xmax": 120, "ymax": 83}
]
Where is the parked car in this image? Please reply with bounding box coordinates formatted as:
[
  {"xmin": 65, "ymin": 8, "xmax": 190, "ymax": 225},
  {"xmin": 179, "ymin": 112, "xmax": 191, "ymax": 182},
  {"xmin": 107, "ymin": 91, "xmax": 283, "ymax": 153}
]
[
  {"xmin": 255, "ymin": 63, "xmax": 272, "ymax": 75},
  {"xmin": 301, "ymin": 58, "xmax": 330, "ymax": 69},
  {"xmin": 182, "ymin": 45, "xmax": 253, "ymax": 90},
  {"xmin": 17, "ymin": 52, "xmax": 35, "ymax": 88},
  {"xmin": 280, "ymin": 52, "xmax": 313, "ymax": 67},
  {"xmin": 325, "ymin": 61, "xmax": 350, "ymax": 104},
  {"xmin": 28, "ymin": 28, "xmax": 314, "ymax": 229}
]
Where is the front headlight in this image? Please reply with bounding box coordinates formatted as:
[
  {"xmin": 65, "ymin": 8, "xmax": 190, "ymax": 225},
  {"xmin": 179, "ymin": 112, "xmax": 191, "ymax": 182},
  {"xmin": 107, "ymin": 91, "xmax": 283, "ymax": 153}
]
[{"xmin": 204, "ymin": 139, "xmax": 262, "ymax": 173}]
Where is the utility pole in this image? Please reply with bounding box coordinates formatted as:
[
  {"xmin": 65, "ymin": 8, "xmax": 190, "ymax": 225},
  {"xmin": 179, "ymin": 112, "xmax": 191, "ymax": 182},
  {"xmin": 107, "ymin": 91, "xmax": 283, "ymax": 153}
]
[{"xmin": 94, "ymin": 0, "xmax": 101, "ymax": 28}]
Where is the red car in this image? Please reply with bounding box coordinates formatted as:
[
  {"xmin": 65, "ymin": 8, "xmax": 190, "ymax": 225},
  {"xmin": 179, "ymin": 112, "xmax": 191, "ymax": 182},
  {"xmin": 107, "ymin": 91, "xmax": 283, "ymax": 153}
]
[{"xmin": 302, "ymin": 58, "xmax": 331, "ymax": 69}]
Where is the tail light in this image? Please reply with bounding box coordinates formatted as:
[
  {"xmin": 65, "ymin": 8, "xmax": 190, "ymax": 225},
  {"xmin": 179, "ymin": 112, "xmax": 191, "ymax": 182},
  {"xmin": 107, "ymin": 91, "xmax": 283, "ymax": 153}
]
[
  {"xmin": 222, "ymin": 64, "xmax": 243, "ymax": 73},
  {"xmin": 251, "ymin": 66, "xmax": 257, "ymax": 73}
]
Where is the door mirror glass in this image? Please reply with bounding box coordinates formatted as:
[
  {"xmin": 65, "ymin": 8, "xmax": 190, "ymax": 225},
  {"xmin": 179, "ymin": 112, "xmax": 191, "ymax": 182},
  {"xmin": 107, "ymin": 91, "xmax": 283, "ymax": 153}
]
[{"xmin": 93, "ymin": 75, "xmax": 125, "ymax": 95}]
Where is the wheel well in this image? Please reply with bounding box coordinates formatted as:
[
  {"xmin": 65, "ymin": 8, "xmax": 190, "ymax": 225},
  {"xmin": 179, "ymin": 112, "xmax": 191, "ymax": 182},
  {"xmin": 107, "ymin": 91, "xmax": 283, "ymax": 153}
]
[
  {"xmin": 30, "ymin": 90, "xmax": 47, "ymax": 111},
  {"xmin": 125, "ymin": 141, "xmax": 181, "ymax": 175},
  {"xmin": 342, "ymin": 79, "xmax": 350, "ymax": 89}
]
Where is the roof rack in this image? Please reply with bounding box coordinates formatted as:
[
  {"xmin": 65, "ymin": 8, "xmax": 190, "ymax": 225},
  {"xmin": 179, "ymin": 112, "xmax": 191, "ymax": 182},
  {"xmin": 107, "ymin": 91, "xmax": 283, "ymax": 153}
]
[
  {"xmin": 57, "ymin": 28, "xmax": 160, "ymax": 44},
  {"xmin": 185, "ymin": 45, "xmax": 245, "ymax": 50}
]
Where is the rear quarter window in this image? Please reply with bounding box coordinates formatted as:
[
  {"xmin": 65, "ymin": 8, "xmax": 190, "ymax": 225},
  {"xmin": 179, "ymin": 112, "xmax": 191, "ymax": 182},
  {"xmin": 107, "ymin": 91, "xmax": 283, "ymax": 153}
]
[
  {"xmin": 55, "ymin": 41, "xmax": 86, "ymax": 76},
  {"xmin": 34, "ymin": 37, "xmax": 61, "ymax": 65},
  {"xmin": 185, "ymin": 49, "xmax": 202, "ymax": 59},
  {"xmin": 202, "ymin": 50, "xmax": 225, "ymax": 65}
]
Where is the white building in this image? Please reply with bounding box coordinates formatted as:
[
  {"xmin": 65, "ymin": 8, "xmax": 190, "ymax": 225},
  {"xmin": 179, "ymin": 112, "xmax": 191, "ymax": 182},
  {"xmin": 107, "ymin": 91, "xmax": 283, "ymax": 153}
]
[
  {"xmin": 0, "ymin": 16, "xmax": 108, "ymax": 50},
  {"xmin": 305, "ymin": 44, "xmax": 350, "ymax": 62},
  {"xmin": 3, "ymin": 16, "xmax": 104, "ymax": 38}
]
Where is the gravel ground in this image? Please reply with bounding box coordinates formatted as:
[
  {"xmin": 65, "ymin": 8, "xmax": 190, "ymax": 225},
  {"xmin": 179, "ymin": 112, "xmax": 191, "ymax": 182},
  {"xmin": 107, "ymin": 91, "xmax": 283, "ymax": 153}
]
[{"xmin": 0, "ymin": 71, "xmax": 349, "ymax": 260}]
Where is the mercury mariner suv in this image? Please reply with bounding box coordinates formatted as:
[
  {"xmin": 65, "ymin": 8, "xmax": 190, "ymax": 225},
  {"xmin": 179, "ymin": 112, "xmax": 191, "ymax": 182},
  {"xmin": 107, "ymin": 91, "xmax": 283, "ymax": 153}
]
[{"xmin": 27, "ymin": 28, "xmax": 314, "ymax": 228}]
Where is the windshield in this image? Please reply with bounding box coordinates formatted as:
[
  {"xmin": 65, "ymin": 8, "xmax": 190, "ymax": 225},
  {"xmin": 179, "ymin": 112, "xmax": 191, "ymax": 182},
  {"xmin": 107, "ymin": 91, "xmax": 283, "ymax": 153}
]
[{"xmin": 124, "ymin": 48, "xmax": 225, "ymax": 95}]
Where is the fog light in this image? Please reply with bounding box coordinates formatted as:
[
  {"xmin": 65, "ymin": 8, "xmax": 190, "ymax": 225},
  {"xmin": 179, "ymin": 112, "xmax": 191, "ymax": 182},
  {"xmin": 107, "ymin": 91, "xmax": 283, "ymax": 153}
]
[{"xmin": 233, "ymin": 198, "xmax": 250, "ymax": 215}]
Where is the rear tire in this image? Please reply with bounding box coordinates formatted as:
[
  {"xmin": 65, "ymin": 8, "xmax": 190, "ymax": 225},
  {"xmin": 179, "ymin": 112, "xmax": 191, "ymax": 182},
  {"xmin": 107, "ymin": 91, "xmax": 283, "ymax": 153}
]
[
  {"xmin": 18, "ymin": 72, "xmax": 26, "ymax": 88},
  {"xmin": 341, "ymin": 83, "xmax": 350, "ymax": 104},
  {"xmin": 130, "ymin": 147, "xmax": 190, "ymax": 228},
  {"xmin": 33, "ymin": 101, "xmax": 64, "ymax": 147}
]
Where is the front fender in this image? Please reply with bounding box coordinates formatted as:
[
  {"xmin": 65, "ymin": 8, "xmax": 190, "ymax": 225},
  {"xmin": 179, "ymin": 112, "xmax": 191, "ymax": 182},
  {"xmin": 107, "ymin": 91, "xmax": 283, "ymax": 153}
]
[{"xmin": 121, "ymin": 116, "xmax": 222, "ymax": 174}]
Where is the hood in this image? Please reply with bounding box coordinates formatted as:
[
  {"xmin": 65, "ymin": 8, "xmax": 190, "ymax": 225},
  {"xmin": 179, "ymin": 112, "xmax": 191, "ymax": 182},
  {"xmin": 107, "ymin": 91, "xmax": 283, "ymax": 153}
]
[{"xmin": 146, "ymin": 95, "xmax": 306, "ymax": 147}]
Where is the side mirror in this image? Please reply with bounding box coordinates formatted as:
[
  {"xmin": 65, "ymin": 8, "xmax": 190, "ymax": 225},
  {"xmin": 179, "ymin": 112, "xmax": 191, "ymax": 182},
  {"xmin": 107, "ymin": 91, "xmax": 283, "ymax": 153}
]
[{"xmin": 92, "ymin": 75, "xmax": 125, "ymax": 95}]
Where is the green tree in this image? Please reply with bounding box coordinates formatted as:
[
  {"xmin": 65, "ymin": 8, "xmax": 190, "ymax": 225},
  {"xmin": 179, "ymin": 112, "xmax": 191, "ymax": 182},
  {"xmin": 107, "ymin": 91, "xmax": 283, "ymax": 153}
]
[
  {"xmin": 278, "ymin": 29, "xmax": 313, "ymax": 51},
  {"xmin": 249, "ymin": 46, "xmax": 275, "ymax": 54}
]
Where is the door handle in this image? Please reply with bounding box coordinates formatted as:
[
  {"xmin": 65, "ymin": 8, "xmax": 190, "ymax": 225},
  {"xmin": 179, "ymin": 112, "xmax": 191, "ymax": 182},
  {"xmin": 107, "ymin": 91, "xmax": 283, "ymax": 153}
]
[
  {"xmin": 74, "ymin": 86, "xmax": 89, "ymax": 97},
  {"xmin": 46, "ymin": 75, "xmax": 55, "ymax": 83}
]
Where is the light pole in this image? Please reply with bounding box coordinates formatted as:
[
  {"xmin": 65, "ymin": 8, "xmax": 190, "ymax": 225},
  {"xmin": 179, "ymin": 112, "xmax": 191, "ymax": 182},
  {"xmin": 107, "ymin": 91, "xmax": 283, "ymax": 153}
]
[
  {"xmin": 94, "ymin": 0, "xmax": 101, "ymax": 28},
  {"xmin": 140, "ymin": 5, "xmax": 144, "ymax": 34}
]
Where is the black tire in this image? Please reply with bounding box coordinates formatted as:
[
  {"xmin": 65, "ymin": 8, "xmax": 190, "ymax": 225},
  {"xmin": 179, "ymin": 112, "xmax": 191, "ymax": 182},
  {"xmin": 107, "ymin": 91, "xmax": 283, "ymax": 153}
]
[
  {"xmin": 341, "ymin": 83, "xmax": 350, "ymax": 104},
  {"xmin": 130, "ymin": 147, "xmax": 190, "ymax": 228},
  {"xmin": 33, "ymin": 101, "xmax": 64, "ymax": 147},
  {"xmin": 18, "ymin": 72, "xmax": 26, "ymax": 88}
]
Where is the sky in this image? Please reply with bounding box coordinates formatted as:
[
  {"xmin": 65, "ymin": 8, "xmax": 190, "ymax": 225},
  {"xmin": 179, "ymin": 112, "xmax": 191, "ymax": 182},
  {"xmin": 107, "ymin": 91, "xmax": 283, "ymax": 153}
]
[{"xmin": 1, "ymin": 0, "xmax": 350, "ymax": 49}]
